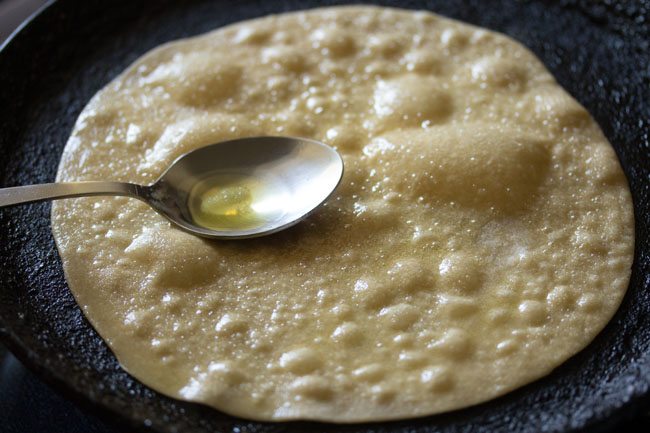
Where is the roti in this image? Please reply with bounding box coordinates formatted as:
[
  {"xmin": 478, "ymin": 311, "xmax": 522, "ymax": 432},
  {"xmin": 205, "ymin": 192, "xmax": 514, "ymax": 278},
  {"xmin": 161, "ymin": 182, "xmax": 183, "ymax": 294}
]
[{"xmin": 51, "ymin": 6, "xmax": 634, "ymax": 422}]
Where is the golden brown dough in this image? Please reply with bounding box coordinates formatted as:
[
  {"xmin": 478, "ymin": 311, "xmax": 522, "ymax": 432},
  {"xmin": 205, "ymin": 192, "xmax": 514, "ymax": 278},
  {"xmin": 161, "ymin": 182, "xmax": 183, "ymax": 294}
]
[{"xmin": 52, "ymin": 6, "xmax": 634, "ymax": 422}]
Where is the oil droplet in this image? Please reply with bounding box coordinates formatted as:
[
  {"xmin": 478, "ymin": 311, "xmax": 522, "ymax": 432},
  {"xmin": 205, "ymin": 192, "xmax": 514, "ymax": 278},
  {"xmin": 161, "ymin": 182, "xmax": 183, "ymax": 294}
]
[{"xmin": 189, "ymin": 173, "xmax": 287, "ymax": 231}]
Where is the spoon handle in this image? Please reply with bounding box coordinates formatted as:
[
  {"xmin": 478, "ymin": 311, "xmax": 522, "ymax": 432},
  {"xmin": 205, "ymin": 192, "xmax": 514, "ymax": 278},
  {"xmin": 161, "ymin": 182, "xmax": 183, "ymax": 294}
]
[{"xmin": 0, "ymin": 181, "xmax": 145, "ymax": 207}]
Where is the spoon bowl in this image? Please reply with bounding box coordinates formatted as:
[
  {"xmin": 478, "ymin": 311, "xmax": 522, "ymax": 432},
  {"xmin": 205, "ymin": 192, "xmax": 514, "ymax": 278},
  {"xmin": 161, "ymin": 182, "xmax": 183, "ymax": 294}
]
[
  {"xmin": 148, "ymin": 136, "xmax": 344, "ymax": 238},
  {"xmin": 0, "ymin": 136, "xmax": 344, "ymax": 239}
]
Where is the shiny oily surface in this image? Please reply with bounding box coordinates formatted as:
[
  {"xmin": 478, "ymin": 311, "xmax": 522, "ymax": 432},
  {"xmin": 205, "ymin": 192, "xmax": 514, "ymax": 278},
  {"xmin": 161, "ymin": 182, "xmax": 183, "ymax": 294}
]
[
  {"xmin": 51, "ymin": 6, "xmax": 634, "ymax": 422},
  {"xmin": 189, "ymin": 172, "xmax": 289, "ymax": 232}
]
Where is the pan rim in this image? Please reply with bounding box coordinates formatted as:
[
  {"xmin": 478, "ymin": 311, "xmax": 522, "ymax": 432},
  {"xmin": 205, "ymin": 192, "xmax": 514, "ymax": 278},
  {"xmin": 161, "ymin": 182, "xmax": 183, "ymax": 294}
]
[{"xmin": 0, "ymin": 0, "xmax": 649, "ymax": 432}]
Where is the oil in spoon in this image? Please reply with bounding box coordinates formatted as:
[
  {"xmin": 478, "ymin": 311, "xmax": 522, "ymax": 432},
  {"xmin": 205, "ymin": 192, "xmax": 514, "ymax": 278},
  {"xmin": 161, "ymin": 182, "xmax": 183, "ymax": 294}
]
[{"xmin": 188, "ymin": 173, "xmax": 288, "ymax": 231}]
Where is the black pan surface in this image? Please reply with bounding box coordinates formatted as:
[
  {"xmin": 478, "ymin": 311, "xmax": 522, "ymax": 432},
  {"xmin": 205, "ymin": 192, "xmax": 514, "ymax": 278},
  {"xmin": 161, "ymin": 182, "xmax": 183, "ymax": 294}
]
[{"xmin": 0, "ymin": 1, "xmax": 649, "ymax": 432}]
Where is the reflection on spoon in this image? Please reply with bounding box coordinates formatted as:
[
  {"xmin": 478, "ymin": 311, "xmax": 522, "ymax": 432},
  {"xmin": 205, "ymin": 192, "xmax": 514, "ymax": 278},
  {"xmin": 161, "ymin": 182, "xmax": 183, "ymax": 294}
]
[
  {"xmin": 0, "ymin": 136, "xmax": 344, "ymax": 239},
  {"xmin": 189, "ymin": 172, "xmax": 291, "ymax": 231}
]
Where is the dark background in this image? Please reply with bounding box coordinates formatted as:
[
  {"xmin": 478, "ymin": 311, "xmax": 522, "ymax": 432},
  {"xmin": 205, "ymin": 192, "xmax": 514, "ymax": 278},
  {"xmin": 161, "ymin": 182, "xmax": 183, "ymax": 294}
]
[{"xmin": 0, "ymin": 4, "xmax": 112, "ymax": 432}]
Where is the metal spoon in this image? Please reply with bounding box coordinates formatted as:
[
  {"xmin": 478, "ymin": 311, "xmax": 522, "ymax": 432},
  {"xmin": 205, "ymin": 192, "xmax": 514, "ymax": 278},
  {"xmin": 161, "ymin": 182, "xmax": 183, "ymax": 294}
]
[{"xmin": 0, "ymin": 136, "xmax": 344, "ymax": 239}]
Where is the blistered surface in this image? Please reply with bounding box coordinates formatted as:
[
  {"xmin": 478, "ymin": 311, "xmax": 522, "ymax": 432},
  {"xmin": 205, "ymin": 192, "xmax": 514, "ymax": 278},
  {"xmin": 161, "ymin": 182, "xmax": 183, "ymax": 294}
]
[{"xmin": 51, "ymin": 6, "xmax": 634, "ymax": 422}]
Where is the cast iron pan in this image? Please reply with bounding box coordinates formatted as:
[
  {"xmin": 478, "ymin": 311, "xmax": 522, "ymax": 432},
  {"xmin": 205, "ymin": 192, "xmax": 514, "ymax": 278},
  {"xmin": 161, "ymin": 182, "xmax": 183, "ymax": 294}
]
[{"xmin": 0, "ymin": 0, "xmax": 649, "ymax": 432}]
